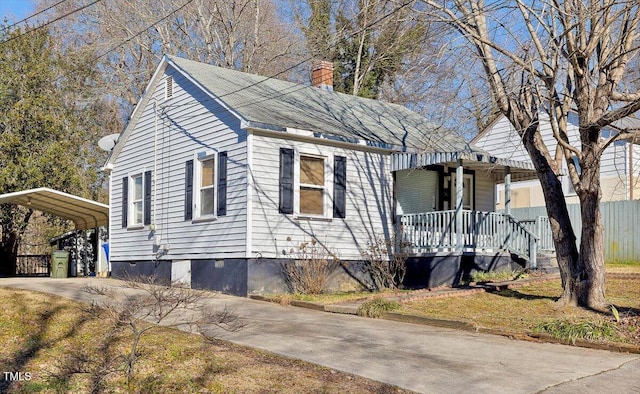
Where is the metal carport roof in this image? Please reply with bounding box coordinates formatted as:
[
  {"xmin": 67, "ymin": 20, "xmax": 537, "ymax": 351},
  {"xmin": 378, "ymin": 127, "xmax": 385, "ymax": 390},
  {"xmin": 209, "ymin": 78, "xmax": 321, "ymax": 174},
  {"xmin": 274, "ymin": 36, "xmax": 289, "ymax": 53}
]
[{"xmin": 0, "ymin": 188, "xmax": 109, "ymax": 230}]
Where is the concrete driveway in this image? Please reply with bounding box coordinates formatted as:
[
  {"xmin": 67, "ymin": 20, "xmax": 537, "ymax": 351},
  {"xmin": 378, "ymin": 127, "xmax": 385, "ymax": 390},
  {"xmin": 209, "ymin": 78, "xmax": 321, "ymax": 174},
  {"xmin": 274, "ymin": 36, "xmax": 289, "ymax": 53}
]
[{"xmin": 2, "ymin": 277, "xmax": 639, "ymax": 393}]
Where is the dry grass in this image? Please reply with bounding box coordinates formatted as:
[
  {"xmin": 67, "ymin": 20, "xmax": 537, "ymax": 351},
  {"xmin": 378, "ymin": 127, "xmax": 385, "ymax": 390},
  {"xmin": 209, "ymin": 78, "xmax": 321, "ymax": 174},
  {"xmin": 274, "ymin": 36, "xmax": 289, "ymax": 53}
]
[
  {"xmin": 265, "ymin": 289, "xmax": 408, "ymax": 305},
  {"xmin": 0, "ymin": 288, "xmax": 409, "ymax": 394},
  {"xmin": 606, "ymin": 260, "xmax": 640, "ymax": 274},
  {"xmin": 398, "ymin": 277, "xmax": 640, "ymax": 346}
]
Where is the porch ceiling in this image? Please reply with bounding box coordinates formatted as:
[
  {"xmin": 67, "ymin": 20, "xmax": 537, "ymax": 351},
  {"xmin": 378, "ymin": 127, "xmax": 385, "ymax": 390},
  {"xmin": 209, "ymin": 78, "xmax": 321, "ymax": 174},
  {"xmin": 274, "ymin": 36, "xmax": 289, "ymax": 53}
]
[{"xmin": 392, "ymin": 151, "xmax": 539, "ymax": 182}]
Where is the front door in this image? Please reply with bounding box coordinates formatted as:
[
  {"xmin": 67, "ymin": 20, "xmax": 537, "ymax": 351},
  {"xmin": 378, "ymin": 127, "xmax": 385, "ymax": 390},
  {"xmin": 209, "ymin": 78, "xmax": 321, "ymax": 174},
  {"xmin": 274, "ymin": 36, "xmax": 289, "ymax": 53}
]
[{"xmin": 450, "ymin": 173, "xmax": 474, "ymax": 210}]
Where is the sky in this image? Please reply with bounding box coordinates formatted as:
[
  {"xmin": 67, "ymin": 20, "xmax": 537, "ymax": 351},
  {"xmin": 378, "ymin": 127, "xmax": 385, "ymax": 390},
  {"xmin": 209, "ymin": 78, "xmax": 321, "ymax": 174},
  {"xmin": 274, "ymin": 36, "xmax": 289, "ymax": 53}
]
[{"xmin": 0, "ymin": 0, "xmax": 35, "ymax": 23}]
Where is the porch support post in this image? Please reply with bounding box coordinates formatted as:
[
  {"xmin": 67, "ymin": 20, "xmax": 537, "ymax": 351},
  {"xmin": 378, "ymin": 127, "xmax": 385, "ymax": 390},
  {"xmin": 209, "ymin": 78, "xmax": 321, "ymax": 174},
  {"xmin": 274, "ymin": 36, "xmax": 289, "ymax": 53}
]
[
  {"xmin": 504, "ymin": 166, "xmax": 511, "ymax": 216},
  {"xmin": 456, "ymin": 159, "xmax": 464, "ymax": 252}
]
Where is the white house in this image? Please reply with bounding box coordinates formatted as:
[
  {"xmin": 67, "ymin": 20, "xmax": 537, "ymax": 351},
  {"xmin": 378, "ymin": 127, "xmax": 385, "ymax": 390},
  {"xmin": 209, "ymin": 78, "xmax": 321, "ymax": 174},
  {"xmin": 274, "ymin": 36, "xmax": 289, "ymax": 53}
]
[
  {"xmin": 104, "ymin": 55, "xmax": 543, "ymax": 295},
  {"xmin": 472, "ymin": 113, "xmax": 640, "ymax": 209}
]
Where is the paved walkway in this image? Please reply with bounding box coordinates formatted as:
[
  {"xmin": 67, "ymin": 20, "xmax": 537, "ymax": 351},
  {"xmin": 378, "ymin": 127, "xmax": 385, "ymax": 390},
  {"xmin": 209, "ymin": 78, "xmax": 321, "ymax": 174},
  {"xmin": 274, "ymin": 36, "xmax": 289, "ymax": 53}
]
[{"xmin": 2, "ymin": 277, "xmax": 639, "ymax": 393}]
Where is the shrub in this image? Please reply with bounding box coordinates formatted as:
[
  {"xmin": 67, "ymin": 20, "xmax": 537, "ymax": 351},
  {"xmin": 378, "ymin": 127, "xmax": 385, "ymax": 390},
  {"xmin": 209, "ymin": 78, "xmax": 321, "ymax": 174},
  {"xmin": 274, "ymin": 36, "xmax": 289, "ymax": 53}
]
[
  {"xmin": 281, "ymin": 238, "xmax": 339, "ymax": 294},
  {"xmin": 360, "ymin": 235, "xmax": 410, "ymax": 290}
]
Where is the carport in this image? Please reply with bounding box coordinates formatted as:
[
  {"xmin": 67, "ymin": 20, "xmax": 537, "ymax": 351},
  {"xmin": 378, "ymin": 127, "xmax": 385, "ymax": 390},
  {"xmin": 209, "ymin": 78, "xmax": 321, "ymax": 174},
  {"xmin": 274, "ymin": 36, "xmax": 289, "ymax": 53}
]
[{"xmin": 0, "ymin": 187, "xmax": 109, "ymax": 276}]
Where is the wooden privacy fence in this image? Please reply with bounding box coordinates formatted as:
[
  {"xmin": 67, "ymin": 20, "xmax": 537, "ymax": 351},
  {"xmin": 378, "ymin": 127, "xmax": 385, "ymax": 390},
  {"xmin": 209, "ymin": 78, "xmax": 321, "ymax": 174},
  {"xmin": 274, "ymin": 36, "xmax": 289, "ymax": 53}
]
[{"xmin": 508, "ymin": 199, "xmax": 640, "ymax": 263}]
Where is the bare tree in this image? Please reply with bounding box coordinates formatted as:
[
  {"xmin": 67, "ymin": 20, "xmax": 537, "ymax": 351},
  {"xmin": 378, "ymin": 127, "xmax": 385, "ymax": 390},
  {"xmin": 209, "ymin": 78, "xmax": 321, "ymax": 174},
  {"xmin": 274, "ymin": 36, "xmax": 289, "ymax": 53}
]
[
  {"xmin": 37, "ymin": 0, "xmax": 305, "ymax": 116},
  {"xmin": 81, "ymin": 277, "xmax": 244, "ymax": 390},
  {"xmin": 421, "ymin": 0, "xmax": 640, "ymax": 310}
]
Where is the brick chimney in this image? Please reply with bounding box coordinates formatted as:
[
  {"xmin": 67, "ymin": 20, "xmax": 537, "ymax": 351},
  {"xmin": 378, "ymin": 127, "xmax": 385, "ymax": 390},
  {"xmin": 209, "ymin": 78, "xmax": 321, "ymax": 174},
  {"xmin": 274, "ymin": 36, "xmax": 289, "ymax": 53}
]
[{"xmin": 312, "ymin": 61, "xmax": 334, "ymax": 91}]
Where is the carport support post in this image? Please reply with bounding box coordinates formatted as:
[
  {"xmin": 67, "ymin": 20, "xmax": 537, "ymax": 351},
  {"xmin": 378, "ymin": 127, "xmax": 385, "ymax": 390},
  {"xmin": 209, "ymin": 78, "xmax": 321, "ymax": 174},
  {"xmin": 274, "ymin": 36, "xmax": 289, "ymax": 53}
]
[
  {"xmin": 504, "ymin": 166, "xmax": 511, "ymax": 216},
  {"xmin": 455, "ymin": 159, "xmax": 463, "ymax": 252},
  {"xmin": 83, "ymin": 230, "xmax": 89, "ymax": 276}
]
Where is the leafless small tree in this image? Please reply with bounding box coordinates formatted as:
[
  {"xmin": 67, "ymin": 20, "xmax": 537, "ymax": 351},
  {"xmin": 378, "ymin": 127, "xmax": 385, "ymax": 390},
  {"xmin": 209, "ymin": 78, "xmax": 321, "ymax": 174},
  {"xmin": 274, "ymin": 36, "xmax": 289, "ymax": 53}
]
[{"xmin": 74, "ymin": 276, "xmax": 244, "ymax": 391}]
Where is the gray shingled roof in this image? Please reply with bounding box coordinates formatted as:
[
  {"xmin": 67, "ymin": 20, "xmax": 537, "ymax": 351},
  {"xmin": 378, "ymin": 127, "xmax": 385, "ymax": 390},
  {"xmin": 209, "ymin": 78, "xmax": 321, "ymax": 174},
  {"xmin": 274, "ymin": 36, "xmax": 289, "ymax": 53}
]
[{"xmin": 167, "ymin": 56, "xmax": 471, "ymax": 152}]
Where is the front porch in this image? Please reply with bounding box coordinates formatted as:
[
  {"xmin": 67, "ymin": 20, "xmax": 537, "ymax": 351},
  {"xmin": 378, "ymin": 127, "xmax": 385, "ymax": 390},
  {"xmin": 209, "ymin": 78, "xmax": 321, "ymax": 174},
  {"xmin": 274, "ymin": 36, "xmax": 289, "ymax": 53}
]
[
  {"xmin": 398, "ymin": 210, "xmax": 553, "ymax": 266},
  {"xmin": 392, "ymin": 150, "xmax": 555, "ymax": 287}
]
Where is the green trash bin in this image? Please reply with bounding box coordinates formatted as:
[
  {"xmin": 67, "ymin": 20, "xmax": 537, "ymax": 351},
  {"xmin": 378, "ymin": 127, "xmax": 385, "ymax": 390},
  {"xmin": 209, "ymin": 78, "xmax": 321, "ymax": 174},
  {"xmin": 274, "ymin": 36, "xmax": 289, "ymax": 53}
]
[{"xmin": 51, "ymin": 251, "xmax": 69, "ymax": 278}]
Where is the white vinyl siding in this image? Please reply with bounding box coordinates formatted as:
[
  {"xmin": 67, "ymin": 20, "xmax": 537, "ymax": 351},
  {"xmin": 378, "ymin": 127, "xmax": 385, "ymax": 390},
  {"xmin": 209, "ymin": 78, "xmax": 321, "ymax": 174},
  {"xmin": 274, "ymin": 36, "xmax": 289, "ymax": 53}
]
[
  {"xmin": 110, "ymin": 66, "xmax": 247, "ymax": 261},
  {"xmin": 395, "ymin": 169, "xmax": 438, "ymax": 214},
  {"xmin": 475, "ymin": 114, "xmax": 638, "ymax": 205},
  {"xmin": 250, "ymin": 134, "xmax": 393, "ymax": 260}
]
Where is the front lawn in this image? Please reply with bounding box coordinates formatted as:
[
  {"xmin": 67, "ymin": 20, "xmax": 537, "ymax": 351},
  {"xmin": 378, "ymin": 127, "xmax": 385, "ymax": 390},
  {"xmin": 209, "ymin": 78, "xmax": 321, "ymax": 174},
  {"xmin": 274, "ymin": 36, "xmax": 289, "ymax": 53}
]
[
  {"xmin": 0, "ymin": 288, "xmax": 409, "ymax": 393},
  {"xmin": 398, "ymin": 277, "xmax": 640, "ymax": 346}
]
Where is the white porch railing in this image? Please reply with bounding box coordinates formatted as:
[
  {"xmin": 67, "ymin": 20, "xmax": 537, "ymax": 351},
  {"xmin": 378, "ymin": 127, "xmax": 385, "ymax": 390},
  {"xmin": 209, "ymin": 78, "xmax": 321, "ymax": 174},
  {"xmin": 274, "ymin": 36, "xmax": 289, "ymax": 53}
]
[
  {"xmin": 519, "ymin": 216, "xmax": 554, "ymax": 251},
  {"xmin": 398, "ymin": 210, "xmax": 546, "ymax": 267}
]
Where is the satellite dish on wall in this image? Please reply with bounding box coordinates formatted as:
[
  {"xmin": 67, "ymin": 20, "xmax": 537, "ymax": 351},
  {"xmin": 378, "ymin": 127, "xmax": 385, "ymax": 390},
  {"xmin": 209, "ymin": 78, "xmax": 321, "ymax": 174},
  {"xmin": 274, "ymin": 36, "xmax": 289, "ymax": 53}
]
[{"xmin": 98, "ymin": 134, "xmax": 119, "ymax": 152}]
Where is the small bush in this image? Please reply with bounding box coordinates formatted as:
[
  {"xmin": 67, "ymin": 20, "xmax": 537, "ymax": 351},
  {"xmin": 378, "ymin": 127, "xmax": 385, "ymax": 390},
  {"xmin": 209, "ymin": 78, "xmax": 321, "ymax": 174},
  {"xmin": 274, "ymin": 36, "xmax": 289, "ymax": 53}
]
[
  {"xmin": 358, "ymin": 297, "xmax": 400, "ymax": 318},
  {"xmin": 361, "ymin": 235, "xmax": 410, "ymax": 290},
  {"xmin": 281, "ymin": 238, "xmax": 339, "ymax": 294},
  {"xmin": 533, "ymin": 319, "xmax": 619, "ymax": 344}
]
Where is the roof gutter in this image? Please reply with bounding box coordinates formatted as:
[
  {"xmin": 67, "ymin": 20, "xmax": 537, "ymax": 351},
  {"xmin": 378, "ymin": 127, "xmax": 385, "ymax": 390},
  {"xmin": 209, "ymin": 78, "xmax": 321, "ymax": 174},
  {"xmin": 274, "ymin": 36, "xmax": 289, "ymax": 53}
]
[{"xmin": 243, "ymin": 121, "xmax": 407, "ymax": 154}]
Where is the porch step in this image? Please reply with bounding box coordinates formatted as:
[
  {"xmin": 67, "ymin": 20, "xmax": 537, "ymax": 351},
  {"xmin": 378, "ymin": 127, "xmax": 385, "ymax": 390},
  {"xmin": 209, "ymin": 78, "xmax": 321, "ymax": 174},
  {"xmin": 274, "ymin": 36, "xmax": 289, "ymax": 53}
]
[{"xmin": 536, "ymin": 253, "xmax": 558, "ymax": 268}]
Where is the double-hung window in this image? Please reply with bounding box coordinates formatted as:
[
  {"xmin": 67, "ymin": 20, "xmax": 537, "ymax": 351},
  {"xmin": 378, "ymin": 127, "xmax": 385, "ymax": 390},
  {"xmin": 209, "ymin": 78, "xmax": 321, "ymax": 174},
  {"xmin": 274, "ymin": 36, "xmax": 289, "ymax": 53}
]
[
  {"xmin": 299, "ymin": 155, "xmax": 325, "ymax": 215},
  {"xmin": 199, "ymin": 156, "xmax": 216, "ymax": 217},
  {"xmin": 279, "ymin": 148, "xmax": 346, "ymax": 218},
  {"xmin": 131, "ymin": 174, "xmax": 144, "ymax": 225},
  {"xmin": 184, "ymin": 151, "xmax": 228, "ymax": 221},
  {"xmin": 121, "ymin": 170, "xmax": 152, "ymax": 229}
]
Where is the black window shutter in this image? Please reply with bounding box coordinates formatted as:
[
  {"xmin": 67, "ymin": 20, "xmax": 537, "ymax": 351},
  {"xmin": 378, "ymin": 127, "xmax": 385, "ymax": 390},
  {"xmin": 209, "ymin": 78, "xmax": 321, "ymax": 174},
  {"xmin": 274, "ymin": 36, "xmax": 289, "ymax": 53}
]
[
  {"xmin": 185, "ymin": 160, "xmax": 194, "ymax": 220},
  {"xmin": 279, "ymin": 148, "xmax": 294, "ymax": 214},
  {"xmin": 217, "ymin": 151, "xmax": 228, "ymax": 216},
  {"xmin": 333, "ymin": 156, "xmax": 347, "ymax": 218},
  {"xmin": 121, "ymin": 177, "xmax": 128, "ymax": 228},
  {"xmin": 144, "ymin": 170, "xmax": 152, "ymax": 225}
]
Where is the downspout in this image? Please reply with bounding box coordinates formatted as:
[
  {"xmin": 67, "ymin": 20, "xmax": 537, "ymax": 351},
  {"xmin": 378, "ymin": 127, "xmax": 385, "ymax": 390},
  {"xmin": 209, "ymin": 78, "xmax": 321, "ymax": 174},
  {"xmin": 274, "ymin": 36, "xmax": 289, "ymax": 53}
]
[
  {"xmin": 153, "ymin": 99, "xmax": 158, "ymax": 228},
  {"xmin": 151, "ymin": 99, "xmax": 166, "ymax": 257}
]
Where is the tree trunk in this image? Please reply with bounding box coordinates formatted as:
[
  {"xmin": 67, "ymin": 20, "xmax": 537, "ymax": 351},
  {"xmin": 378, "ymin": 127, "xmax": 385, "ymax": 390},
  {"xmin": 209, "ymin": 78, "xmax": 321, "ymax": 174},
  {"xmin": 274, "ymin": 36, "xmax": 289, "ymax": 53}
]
[
  {"xmin": 575, "ymin": 188, "xmax": 607, "ymax": 310},
  {"xmin": 0, "ymin": 235, "xmax": 19, "ymax": 277},
  {"xmin": 0, "ymin": 208, "xmax": 33, "ymax": 277},
  {"xmin": 524, "ymin": 122, "xmax": 608, "ymax": 310},
  {"xmin": 519, "ymin": 122, "xmax": 582, "ymax": 307},
  {"xmin": 573, "ymin": 146, "xmax": 608, "ymax": 310}
]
